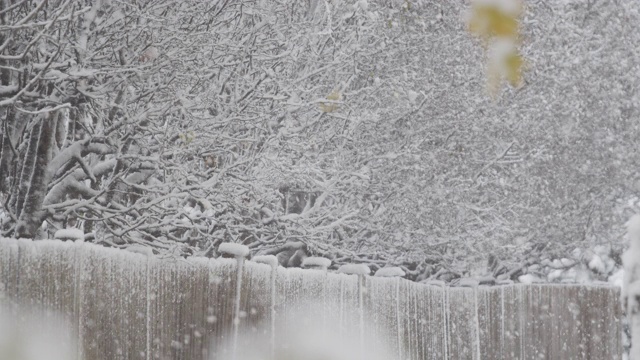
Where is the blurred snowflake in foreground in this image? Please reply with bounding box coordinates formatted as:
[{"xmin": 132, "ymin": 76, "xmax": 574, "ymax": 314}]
[{"xmin": 0, "ymin": 306, "xmax": 76, "ymax": 360}]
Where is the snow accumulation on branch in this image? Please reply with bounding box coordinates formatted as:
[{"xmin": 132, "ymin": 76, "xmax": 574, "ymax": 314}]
[
  {"xmin": 218, "ymin": 243, "xmax": 250, "ymax": 258},
  {"xmin": 338, "ymin": 264, "xmax": 370, "ymax": 275},
  {"xmin": 44, "ymin": 159, "xmax": 117, "ymax": 206},
  {"xmin": 374, "ymin": 266, "xmax": 405, "ymax": 277},
  {"xmin": 302, "ymin": 256, "xmax": 332, "ymax": 269}
]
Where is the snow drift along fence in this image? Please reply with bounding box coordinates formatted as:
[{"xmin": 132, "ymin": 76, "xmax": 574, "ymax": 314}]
[{"xmin": 0, "ymin": 238, "xmax": 622, "ymax": 359}]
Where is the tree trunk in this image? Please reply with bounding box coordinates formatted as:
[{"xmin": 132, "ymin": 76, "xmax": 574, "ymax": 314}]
[
  {"xmin": 10, "ymin": 119, "xmax": 41, "ymax": 221},
  {"xmin": 15, "ymin": 113, "xmax": 57, "ymax": 238}
]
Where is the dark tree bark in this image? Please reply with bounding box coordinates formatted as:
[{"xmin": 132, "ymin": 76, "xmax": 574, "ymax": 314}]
[
  {"xmin": 10, "ymin": 119, "xmax": 42, "ymax": 222},
  {"xmin": 0, "ymin": 109, "xmax": 14, "ymax": 193},
  {"xmin": 16, "ymin": 113, "xmax": 57, "ymax": 238}
]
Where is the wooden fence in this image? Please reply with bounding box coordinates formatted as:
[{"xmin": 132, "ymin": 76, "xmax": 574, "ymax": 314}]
[{"xmin": 0, "ymin": 238, "xmax": 622, "ymax": 359}]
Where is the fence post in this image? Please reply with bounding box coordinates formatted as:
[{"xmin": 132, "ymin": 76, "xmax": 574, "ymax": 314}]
[
  {"xmin": 218, "ymin": 243, "xmax": 250, "ymax": 360},
  {"xmin": 253, "ymin": 255, "xmax": 279, "ymax": 359},
  {"xmin": 338, "ymin": 264, "xmax": 370, "ymax": 360}
]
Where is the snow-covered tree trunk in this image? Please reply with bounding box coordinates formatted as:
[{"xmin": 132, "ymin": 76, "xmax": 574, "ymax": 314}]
[{"xmin": 624, "ymin": 215, "xmax": 640, "ymax": 359}]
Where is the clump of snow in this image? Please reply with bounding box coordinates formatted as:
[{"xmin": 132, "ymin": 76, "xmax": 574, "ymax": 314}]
[
  {"xmin": 252, "ymin": 255, "xmax": 279, "ymax": 268},
  {"xmin": 337, "ymin": 264, "xmax": 370, "ymax": 275},
  {"xmin": 551, "ymin": 259, "xmax": 563, "ymax": 269},
  {"xmin": 455, "ymin": 278, "xmax": 479, "ymax": 288},
  {"xmin": 125, "ymin": 245, "xmax": 154, "ymax": 257},
  {"xmin": 560, "ymin": 258, "xmax": 575, "ymax": 267},
  {"xmin": 374, "ymin": 266, "xmax": 405, "ymax": 277},
  {"xmin": 570, "ymin": 266, "xmax": 593, "ymax": 284},
  {"xmin": 54, "ymin": 228, "xmax": 84, "ymax": 241},
  {"xmin": 609, "ymin": 268, "xmax": 624, "ymax": 288},
  {"xmin": 419, "ymin": 279, "xmax": 446, "ymax": 287},
  {"xmin": 218, "ymin": 243, "xmax": 250, "ymax": 258},
  {"xmin": 547, "ymin": 269, "xmax": 564, "ymax": 282},
  {"xmin": 541, "ymin": 258, "xmax": 551, "ymax": 267},
  {"xmin": 588, "ymin": 254, "xmax": 606, "ymax": 274},
  {"xmin": 518, "ymin": 274, "xmax": 543, "ymax": 284},
  {"xmin": 302, "ymin": 257, "xmax": 332, "ymax": 269}
]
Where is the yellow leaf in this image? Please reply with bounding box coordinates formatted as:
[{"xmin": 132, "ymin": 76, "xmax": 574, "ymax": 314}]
[
  {"xmin": 319, "ymin": 90, "xmax": 341, "ymax": 112},
  {"xmin": 467, "ymin": 0, "xmax": 526, "ymax": 95},
  {"xmin": 468, "ymin": 2, "xmax": 522, "ymax": 40},
  {"xmin": 326, "ymin": 90, "xmax": 340, "ymax": 101},
  {"xmin": 505, "ymin": 52, "xmax": 524, "ymax": 87},
  {"xmin": 319, "ymin": 103, "xmax": 339, "ymax": 113}
]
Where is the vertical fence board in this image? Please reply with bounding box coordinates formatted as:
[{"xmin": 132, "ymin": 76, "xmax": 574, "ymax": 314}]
[
  {"xmin": 206, "ymin": 258, "xmax": 237, "ymax": 360},
  {"xmin": 546, "ymin": 285, "xmax": 572, "ymax": 358},
  {"xmin": 522, "ymin": 285, "xmax": 550, "ymax": 359},
  {"xmin": 79, "ymin": 245, "xmax": 148, "ymax": 360},
  {"xmin": 447, "ymin": 287, "xmax": 480, "ymax": 360},
  {"xmin": 477, "ymin": 286, "xmax": 504, "ymax": 359},
  {"xmin": 273, "ymin": 266, "xmax": 305, "ymax": 345},
  {"xmin": 0, "ymin": 238, "xmax": 19, "ymax": 303},
  {"xmin": 11, "ymin": 239, "xmax": 76, "ymax": 351},
  {"xmin": 324, "ymin": 272, "xmax": 359, "ymax": 344},
  {"xmin": 576, "ymin": 285, "xmax": 623, "ymax": 359},
  {"xmin": 421, "ymin": 284, "xmax": 446, "ymax": 360},
  {"xmin": 399, "ymin": 280, "xmax": 422, "ymax": 360},
  {"xmin": 500, "ymin": 285, "xmax": 524, "ymax": 359},
  {"xmin": 364, "ymin": 277, "xmax": 401, "ymax": 359},
  {"xmin": 181, "ymin": 257, "xmax": 215, "ymax": 360},
  {"xmin": 235, "ymin": 261, "xmax": 274, "ymax": 358}
]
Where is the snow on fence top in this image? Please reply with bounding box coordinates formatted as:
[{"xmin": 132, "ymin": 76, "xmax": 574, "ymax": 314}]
[
  {"xmin": 338, "ymin": 264, "xmax": 370, "ymax": 275},
  {"xmin": 218, "ymin": 243, "xmax": 250, "ymax": 258},
  {"xmin": 53, "ymin": 228, "xmax": 84, "ymax": 241},
  {"xmin": 252, "ymin": 255, "xmax": 278, "ymax": 268},
  {"xmin": 374, "ymin": 266, "xmax": 405, "ymax": 277},
  {"xmin": 302, "ymin": 256, "xmax": 332, "ymax": 269}
]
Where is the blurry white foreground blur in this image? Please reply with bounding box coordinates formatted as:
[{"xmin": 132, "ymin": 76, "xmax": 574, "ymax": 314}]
[
  {"xmin": 0, "ymin": 305, "xmax": 77, "ymax": 360},
  {"xmin": 213, "ymin": 301, "xmax": 394, "ymax": 360}
]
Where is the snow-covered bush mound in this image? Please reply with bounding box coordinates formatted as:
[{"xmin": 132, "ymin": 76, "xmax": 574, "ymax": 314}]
[
  {"xmin": 374, "ymin": 266, "xmax": 405, "ymax": 277},
  {"xmin": 338, "ymin": 264, "xmax": 370, "ymax": 275},
  {"xmin": 218, "ymin": 243, "xmax": 250, "ymax": 258},
  {"xmin": 53, "ymin": 228, "xmax": 84, "ymax": 241}
]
